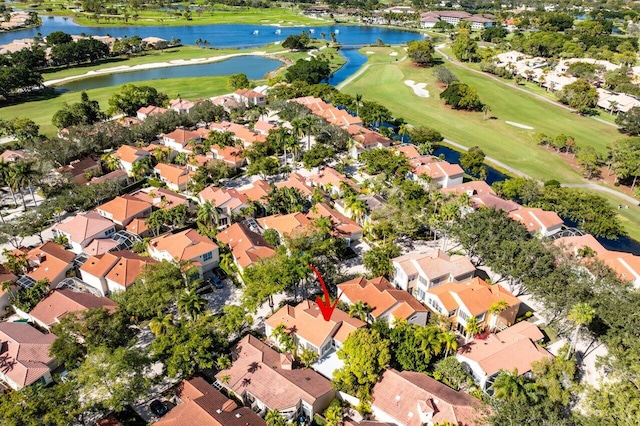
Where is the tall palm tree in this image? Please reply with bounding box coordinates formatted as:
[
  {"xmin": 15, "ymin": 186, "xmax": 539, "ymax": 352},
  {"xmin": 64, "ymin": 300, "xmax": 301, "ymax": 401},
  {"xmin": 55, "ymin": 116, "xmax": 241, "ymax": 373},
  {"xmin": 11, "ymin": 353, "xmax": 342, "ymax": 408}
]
[
  {"xmin": 464, "ymin": 316, "xmax": 482, "ymax": 343},
  {"xmin": 197, "ymin": 200, "xmax": 220, "ymax": 230},
  {"xmin": 0, "ymin": 160, "xmax": 18, "ymax": 207},
  {"xmin": 442, "ymin": 331, "xmax": 458, "ymax": 357},
  {"xmin": 9, "ymin": 160, "xmax": 39, "ymax": 210},
  {"xmin": 177, "ymin": 289, "xmax": 207, "ymax": 321},
  {"xmin": 265, "ymin": 409, "xmax": 287, "ymax": 426},
  {"xmin": 348, "ymin": 301, "xmax": 372, "ymax": 322},
  {"xmin": 488, "ymin": 299, "xmax": 509, "ymax": 332},
  {"xmin": 491, "ymin": 369, "xmax": 538, "ymax": 403},
  {"xmin": 100, "ymin": 152, "xmax": 121, "ymax": 172},
  {"xmin": 299, "ymin": 347, "xmax": 318, "ymax": 368},
  {"xmin": 302, "ymin": 115, "xmax": 318, "ymax": 151},
  {"xmin": 397, "ymin": 123, "xmax": 410, "ymax": 143},
  {"xmin": 149, "ymin": 313, "xmax": 173, "ymax": 336},
  {"xmin": 567, "ymin": 302, "xmax": 595, "ymax": 360},
  {"xmin": 416, "ymin": 325, "xmax": 444, "ymax": 357},
  {"xmin": 354, "ymin": 93, "xmax": 363, "ymax": 117}
]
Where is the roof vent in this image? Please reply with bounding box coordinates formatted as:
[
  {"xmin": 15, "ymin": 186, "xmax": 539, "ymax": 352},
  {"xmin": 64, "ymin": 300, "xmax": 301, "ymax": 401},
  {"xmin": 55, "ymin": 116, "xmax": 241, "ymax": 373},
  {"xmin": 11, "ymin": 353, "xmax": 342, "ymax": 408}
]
[
  {"xmin": 235, "ymin": 413, "xmax": 242, "ymax": 418},
  {"xmin": 216, "ymin": 409, "xmax": 222, "ymax": 414},
  {"xmin": 305, "ymin": 377, "xmax": 311, "ymax": 381}
]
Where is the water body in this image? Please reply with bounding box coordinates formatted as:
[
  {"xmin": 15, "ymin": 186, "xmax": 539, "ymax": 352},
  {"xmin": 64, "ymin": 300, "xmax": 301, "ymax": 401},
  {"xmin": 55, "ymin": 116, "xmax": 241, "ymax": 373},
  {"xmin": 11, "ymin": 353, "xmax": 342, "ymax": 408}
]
[
  {"xmin": 57, "ymin": 56, "xmax": 281, "ymax": 92},
  {"xmin": 327, "ymin": 47, "xmax": 367, "ymax": 86},
  {"xmin": 433, "ymin": 146, "xmax": 506, "ymax": 186},
  {"xmin": 0, "ymin": 17, "xmax": 423, "ymax": 48}
]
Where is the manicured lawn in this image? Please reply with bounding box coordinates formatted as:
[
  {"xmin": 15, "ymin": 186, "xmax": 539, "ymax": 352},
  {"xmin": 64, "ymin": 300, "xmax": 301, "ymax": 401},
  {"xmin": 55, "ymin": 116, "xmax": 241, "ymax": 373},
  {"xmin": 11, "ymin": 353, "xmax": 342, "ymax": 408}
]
[
  {"xmin": 0, "ymin": 76, "xmax": 232, "ymax": 136},
  {"xmin": 41, "ymin": 45, "xmax": 286, "ymax": 81},
  {"xmin": 342, "ymin": 50, "xmax": 621, "ymax": 184}
]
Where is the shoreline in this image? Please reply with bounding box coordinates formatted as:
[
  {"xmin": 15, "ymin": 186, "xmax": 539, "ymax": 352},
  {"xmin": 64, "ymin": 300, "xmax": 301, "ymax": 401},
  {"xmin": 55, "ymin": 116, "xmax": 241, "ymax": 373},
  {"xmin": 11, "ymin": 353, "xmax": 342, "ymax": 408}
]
[{"xmin": 44, "ymin": 51, "xmax": 287, "ymax": 87}]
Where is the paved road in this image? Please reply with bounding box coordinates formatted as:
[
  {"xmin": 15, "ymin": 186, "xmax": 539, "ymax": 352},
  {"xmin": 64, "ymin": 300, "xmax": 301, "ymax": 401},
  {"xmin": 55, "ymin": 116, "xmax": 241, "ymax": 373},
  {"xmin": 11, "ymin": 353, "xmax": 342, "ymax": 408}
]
[{"xmin": 564, "ymin": 182, "xmax": 640, "ymax": 205}]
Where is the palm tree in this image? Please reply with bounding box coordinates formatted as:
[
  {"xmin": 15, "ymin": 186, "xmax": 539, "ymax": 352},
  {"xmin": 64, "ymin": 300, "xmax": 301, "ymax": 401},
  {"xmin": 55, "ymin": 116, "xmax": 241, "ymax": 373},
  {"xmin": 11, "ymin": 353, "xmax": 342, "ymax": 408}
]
[
  {"xmin": 442, "ymin": 331, "xmax": 458, "ymax": 357},
  {"xmin": 397, "ymin": 123, "xmax": 410, "ymax": 143},
  {"xmin": 488, "ymin": 299, "xmax": 509, "ymax": 332},
  {"xmin": 265, "ymin": 409, "xmax": 287, "ymax": 426},
  {"xmin": 464, "ymin": 316, "xmax": 482, "ymax": 343},
  {"xmin": 131, "ymin": 158, "xmax": 152, "ymax": 181},
  {"xmin": 100, "ymin": 152, "xmax": 121, "ymax": 172},
  {"xmin": 482, "ymin": 104, "xmax": 492, "ymax": 121},
  {"xmin": 354, "ymin": 93, "xmax": 363, "ymax": 117},
  {"xmin": 0, "ymin": 160, "xmax": 18, "ymax": 207},
  {"xmin": 177, "ymin": 289, "xmax": 208, "ymax": 321},
  {"xmin": 299, "ymin": 347, "xmax": 318, "ymax": 368},
  {"xmin": 9, "ymin": 160, "xmax": 39, "ymax": 210},
  {"xmin": 348, "ymin": 199, "xmax": 367, "ymax": 224},
  {"xmin": 149, "ymin": 313, "xmax": 173, "ymax": 336},
  {"xmin": 348, "ymin": 301, "xmax": 372, "ymax": 322},
  {"xmin": 416, "ymin": 325, "xmax": 444, "ymax": 357},
  {"xmin": 301, "ymin": 115, "xmax": 318, "ymax": 151},
  {"xmin": 153, "ymin": 146, "xmax": 171, "ymax": 164},
  {"xmin": 197, "ymin": 200, "xmax": 220, "ymax": 230},
  {"xmin": 271, "ymin": 323, "xmax": 296, "ymax": 354},
  {"xmin": 567, "ymin": 302, "xmax": 595, "ymax": 360},
  {"xmin": 491, "ymin": 369, "xmax": 539, "ymax": 402}
]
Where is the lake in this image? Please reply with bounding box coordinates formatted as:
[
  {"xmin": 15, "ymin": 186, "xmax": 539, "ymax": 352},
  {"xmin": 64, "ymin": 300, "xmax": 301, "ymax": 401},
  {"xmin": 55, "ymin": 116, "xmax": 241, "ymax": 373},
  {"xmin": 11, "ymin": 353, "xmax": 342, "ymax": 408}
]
[
  {"xmin": 57, "ymin": 56, "xmax": 282, "ymax": 92},
  {"xmin": 0, "ymin": 16, "xmax": 424, "ymax": 48}
]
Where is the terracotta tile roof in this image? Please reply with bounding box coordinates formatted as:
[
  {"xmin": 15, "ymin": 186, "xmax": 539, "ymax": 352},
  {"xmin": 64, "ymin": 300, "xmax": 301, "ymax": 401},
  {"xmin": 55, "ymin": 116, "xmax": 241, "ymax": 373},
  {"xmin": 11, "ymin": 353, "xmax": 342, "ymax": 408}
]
[
  {"xmin": 209, "ymin": 121, "xmax": 266, "ymax": 146},
  {"xmin": 114, "ymin": 145, "xmax": 149, "ymax": 164},
  {"xmin": 199, "ymin": 186, "xmax": 248, "ymax": 211},
  {"xmin": 155, "ymin": 377, "xmax": 266, "ymax": 426},
  {"xmin": 291, "ymin": 97, "xmax": 362, "ymax": 128},
  {"xmin": 97, "ymin": 195, "xmax": 151, "ymax": 225},
  {"xmin": 308, "ymin": 167, "xmax": 360, "ymax": 193},
  {"xmin": 253, "ymin": 120, "xmax": 277, "ymax": 135},
  {"xmin": 508, "ymin": 207, "xmax": 563, "ymax": 233},
  {"xmin": 0, "ymin": 149, "xmax": 26, "ymax": 163},
  {"xmin": 395, "ymin": 144, "xmax": 421, "ymax": 159},
  {"xmin": 216, "ymin": 223, "xmax": 276, "ymax": 269},
  {"xmin": 410, "ymin": 156, "xmax": 464, "ymax": 181},
  {"xmin": 265, "ymin": 300, "xmax": 365, "ymax": 348},
  {"xmin": 80, "ymin": 252, "xmax": 120, "ymax": 278},
  {"xmin": 307, "ymin": 202, "xmax": 362, "ymax": 239},
  {"xmin": 137, "ymin": 105, "xmax": 168, "ymax": 117},
  {"xmin": 58, "ymin": 157, "xmax": 100, "ymax": 178},
  {"xmin": 457, "ymin": 322, "xmax": 552, "ymax": 377},
  {"xmin": 104, "ymin": 251, "xmax": 155, "ymax": 288},
  {"xmin": 29, "ymin": 289, "xmax": 117, "ymax": 327},
  {"xmin": 274, "ymin": 173, "xmax": 314, "ymax": 197},
  {"xmin": 53, "ymin": 211, "xmax": 114, "ymax": 244},
  {"xmin": 554, "ymin": 234, "xmax": 608, "ymax": 256},
  {"xmin": 215, "ymin": 335, "xmax": 334, "ymax": 412},
  {"xmin": 257, "ymin": 212, "xmax": 312, "ymax": 238},
  {"xmin": 25, "ymin": 242, "xmax": 75, "ymax": 283},
  {"xmin": 372, "ymin": 369, "xmax": 484, "ymax": 426},
  {"xmin": 169, "ymin": 98, "xmax": 196, "ymax": 112},
  {"xmin": 83, "ymin": 238, "xmax": 120, "ymax": 256},
  {"xmin": 338, "ymin": 276, "xmax": 427, "ymax": 320},
  {"xmin": 234, "ymin": 88, "xmax": 265, "ymax": 99},
  {"xmin": 238, "ymin": 179, "xmax": 271, "ymax": 202},
  {"xmin": 149, "ymin": 229, "xmax": 218, "ymax": 263},
  {"xmin": 130, "ymin": 187, "xmax": 189, "ymax": 209},
  {"xmin": 154, "ymin": 163, "xmax": 195, "ymax": 187},
  {"xmin": 126, "ymin": 218, "xmax": 149, "ymax": 236},
  {"xmin": 89, "ymin": 169, "xmax": 128, "ymax": 185},
  {"xmin": 0, "ymin": 322, "xmax": 57, "ymax": 388},
  {"xmin": 428, "ymin": 277, "xmax": 520, "ymax": 316},
  {"xmin": 210, "ymin": 144, "xmax": 245, "ymax": 168},
  {"xmin": 163, "ymin": 129, "xmax": 202, "ymax": 146},
  {"xmin": 393, "ymin": 249, "xmax": 475, "ymax": 283},
  {"xmin": 348, "ymin": 125, "xmax": 393, "ymax": 149}
]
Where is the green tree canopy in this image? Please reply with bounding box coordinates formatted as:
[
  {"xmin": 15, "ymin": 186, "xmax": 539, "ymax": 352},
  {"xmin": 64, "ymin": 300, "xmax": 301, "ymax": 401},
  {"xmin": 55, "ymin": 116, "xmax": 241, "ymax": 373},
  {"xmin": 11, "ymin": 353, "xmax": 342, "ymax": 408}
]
[
  {"xmin": 107, "ymin": 83, "xmax": 169, "ymax": 116},
  {"xmin": 407, "ymin": 39, "xmax": 435, "ymax": 66}
]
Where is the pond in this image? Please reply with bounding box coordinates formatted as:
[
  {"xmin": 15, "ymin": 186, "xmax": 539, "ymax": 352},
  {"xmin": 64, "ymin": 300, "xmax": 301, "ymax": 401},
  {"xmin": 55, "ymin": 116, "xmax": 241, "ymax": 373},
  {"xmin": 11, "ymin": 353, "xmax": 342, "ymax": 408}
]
[
  {"xmin": 0, "ymin": 17, "xmax": 424, "ymax": 48},
  {"xmin": 56, "ymin": 56, "xmax": 282, "ymax": 92},
  {"xmin": 327, "ymin": 47, "xmax": 368, "ymax": 86}
]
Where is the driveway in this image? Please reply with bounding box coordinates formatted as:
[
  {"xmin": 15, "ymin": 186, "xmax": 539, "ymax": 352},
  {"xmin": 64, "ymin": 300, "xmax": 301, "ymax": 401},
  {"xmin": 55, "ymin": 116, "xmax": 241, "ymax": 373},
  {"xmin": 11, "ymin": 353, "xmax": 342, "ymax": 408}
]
[{"xmin": 201, "ymin": 278, "xmax": 243, "ymax": 313}]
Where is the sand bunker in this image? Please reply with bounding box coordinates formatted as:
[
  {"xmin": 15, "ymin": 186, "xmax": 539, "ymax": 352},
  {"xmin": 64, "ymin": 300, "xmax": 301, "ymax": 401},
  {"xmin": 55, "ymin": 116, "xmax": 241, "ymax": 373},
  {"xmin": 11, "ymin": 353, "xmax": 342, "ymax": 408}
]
[
  {"xmin": 505, "ymin": 121, "xmax": 534, "ymax": 130},
  {"xmin": 404, "ymin": 80, "xmax": 430, "ymax": 98},
  {"xmin": 366, "ymin": 51, "xmax": 374, "ymax": 55},
  {"xmin": 389, "ymin": 51, "xmax": 398, "ymax": 56}
]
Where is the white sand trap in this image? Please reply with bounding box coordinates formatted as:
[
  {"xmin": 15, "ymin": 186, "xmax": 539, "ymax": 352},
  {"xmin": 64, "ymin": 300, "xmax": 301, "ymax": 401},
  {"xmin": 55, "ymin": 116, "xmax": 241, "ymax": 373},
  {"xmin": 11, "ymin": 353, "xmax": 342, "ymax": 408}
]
[
  {"xmin": 366, "ymin": 51, "xmax": 374, "ymax": 55},
  {"xmin": 389, "ymin": 51, "xmax": 398, "ymax": 56},
  {"xmin": 505, "ymin": 121, "xmax": 534, "ymax": 130},
  {"xmin": 404, "ymin": 80, "xmax": 430, "ymax": 98}
]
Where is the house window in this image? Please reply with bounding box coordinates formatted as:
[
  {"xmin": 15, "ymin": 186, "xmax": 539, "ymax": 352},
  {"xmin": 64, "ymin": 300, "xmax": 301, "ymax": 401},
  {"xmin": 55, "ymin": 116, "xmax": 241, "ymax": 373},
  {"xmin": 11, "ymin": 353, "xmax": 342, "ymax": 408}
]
[
  {"xmin": 476, "ymin": 312, "xmax": 486, "ymax": 322},
  {"xmin": 105, "ymin": 228, "xmax": 115, "ymax": 236},
  {"xmin": 418, "ymin": 275, "xmax": 429, "ymax": 287},
  {"xmin": 458, "ymin": 310, "xmax": 470, "ymax": 321},
  {"xmin": 416, "ymin": 287, "xmax": 425, "ymax": 301},
  {"xmin": 448, "ymin": 309, "xmax": 457, "ymax": 318},
  {"xmin": 202, "ymin": 251, "xmax": 213, "ymax": 262}
]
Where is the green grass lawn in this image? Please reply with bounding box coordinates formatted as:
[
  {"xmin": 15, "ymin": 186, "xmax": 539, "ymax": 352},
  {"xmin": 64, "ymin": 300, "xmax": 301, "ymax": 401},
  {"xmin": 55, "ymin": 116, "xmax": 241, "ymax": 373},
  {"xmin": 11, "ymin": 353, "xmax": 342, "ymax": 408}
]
[
  {"xmin": 41, "ymin": 45, "xmax": 287, "ymax": 82},
  {"xmin": 342, "ymin": 49, "xmax": 621, "ymax": 184},
  {"xmin": 0, "ymin": 76, "xmax": 232, "ymax": 136}
]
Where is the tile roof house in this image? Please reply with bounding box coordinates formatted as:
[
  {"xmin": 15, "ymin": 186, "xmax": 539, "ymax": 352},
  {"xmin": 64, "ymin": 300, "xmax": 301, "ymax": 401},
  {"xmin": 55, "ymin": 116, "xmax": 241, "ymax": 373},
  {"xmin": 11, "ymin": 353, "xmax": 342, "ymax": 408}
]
[
  {"xmin": 338, "ymin": 276, "xmax": 428, "ymax": 326},
  {"xmin": 215, "ymin": 335, "xmax": 335, "ymax": 421},
  {"xmin": 215, "ymin": 223, "xmax": 276, "ymax": 272},
  {"xmin": 442, "ymin": 182, "xmax": 521, "ymax": 213},
  {"xmin": 53, "ymin": 211, "xmax": 117, "ymax": 254},
  {"xmin": 392, "ymin": 249, "xmax": 476, "ymax": 302},
  {"xmin": 79, "ymin": 251, "xmax": 156, "ymax": 295},
  {"xmin": 508, "ymin": 207, "xmax": 564, "ymax": 237},
  {"xmin": 555, "ymin": 234, "xmax": 640, "ymax": 288},
  {"xmin": 210, "ymin": 144, "xmax": 246, "ymax": 169},
  {"xmin": 28, "ymin": 289, "xmax": 117, "ymax": 331},
  {"xmin": 154, "ymin": 376, "xmax": 266, "ymax": 426},
  {"xmin": 347, "ymin": 125, "xmax": 393, "ymax": 159},
  {"xmin": 371, "ymin": 369, "xmax": 484, "ymax": 426},
  {"xmin": 274, "ymin": 173, "xmax": 315, "ymax": 198},
  {"xmin": 456, "ymin": 321, "xmax": 553, "ymax": 391},
  {"xmin": 136, "ymin": 105, "xmax": 168, "ymax": 121},
  {"xmin": 257, "ymin": 212, "xmax": 312, "ymax": 240},
  {"xmin": 265, "ymin": 300, "xmax": 366, "ymax": 358},
  {"xmin": 233, "ymin": 88, "xmax": 267, "ymax": 106},
  {"xmin": 334, "ymin": 194, "xmax": 387, "ymax": 227},
  {"xmin": 169, "ymin": 98, "xmax": 196, "ymax": 115},
  {"xmin": 57, "ymin": 157, "xmax": 102, "ymax": 185},
  {"xmin": 0, "ymin": 149, "xmax": 27, "ymax": 163},
  {"xmin": 96, "ymin": 195, "xmax": 153, "ymax": 227},
  {"xmin": 24, "ymin": 242, "xmax": 75, "ymax": 287},
  {"xmin": 153, "ymin": 163, "xmax": 196, "ymax": 192},
  {"xmin": 291, "ymin": 97, "xmax": 362, "ymax": 128},
  {"xmin": 162, "ymin": 129, "xmax": 202, "ymax": 153},
  {"xmin": 307, "ymin": 202, "xmax": 363, "ymax": 246},
  {"xmin": 0, "ymin": 322, "xmax": 57, "ymax": 390},
  {"xmin": 307, "ymin": 167, "xmax": 360, "ymax": 197},
  {"xmin": 395, "ymin": 144, "xmax": 422, "ymax": 160},
  {"xmin": 131, "ymin": 187, "xmax": 193, "ymax": 212},
  {"xmin": 89, "ymin": 169, "xmax": 131, "ymax": 186},
  {"xmin": 83, "ymin": 238, "xmax": 120, "ymax": 256},
  {"xmin": 408, "ymin": 156, "xmax": 464, "ymax": 189},
  {"xmin": 113, "ymin": 145, "xmax": 151, "ymax": 175},
  {"xmin": 199, "ymin": 186, "xmax": 249, "ymax": 229},
  {"xmin": 425, "ymin": 277, "xmax": 521, "ymax": 335},
  {"xmin": 148, "ymin": 229, "xmax": 219, "ymax": 277},
  {"xmin": 209, "ymin": 121, "xmax": 267, "ymax": 148}
]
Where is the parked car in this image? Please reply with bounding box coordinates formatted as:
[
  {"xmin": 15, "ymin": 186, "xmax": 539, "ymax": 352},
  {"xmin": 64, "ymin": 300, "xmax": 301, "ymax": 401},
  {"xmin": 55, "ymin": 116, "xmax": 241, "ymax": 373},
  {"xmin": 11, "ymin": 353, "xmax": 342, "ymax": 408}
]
[
  {"xmin": 150, "ymin": 399, "xmax": 168, "ymax": 417},
  {"xmin": 213, "ymin": 268, "xmax": 227, "ymax": 280},
  {"xmin": 210, "ymin": 276, "xmax": 224, "ymax": 289}
]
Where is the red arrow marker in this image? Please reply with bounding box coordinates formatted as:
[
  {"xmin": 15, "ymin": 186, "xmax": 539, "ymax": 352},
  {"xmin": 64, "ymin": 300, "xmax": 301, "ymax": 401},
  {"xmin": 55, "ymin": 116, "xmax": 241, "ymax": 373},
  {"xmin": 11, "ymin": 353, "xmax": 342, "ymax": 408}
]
[{"xmin": 309, "ymin": 264, "xmax": 341, "ymax": 321}]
